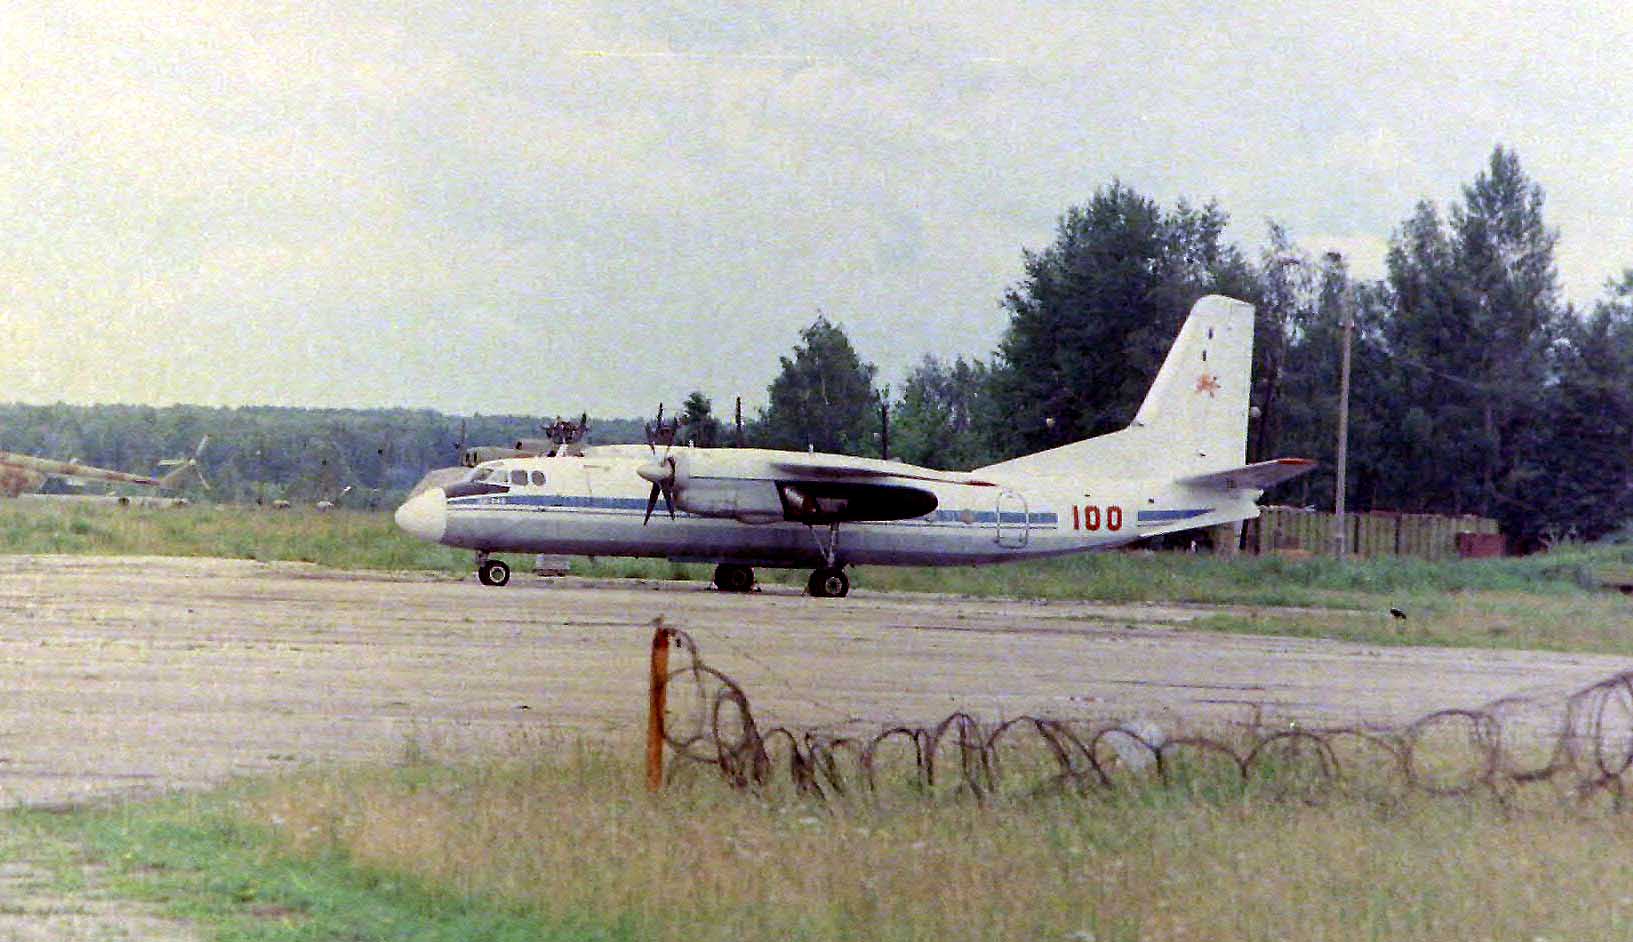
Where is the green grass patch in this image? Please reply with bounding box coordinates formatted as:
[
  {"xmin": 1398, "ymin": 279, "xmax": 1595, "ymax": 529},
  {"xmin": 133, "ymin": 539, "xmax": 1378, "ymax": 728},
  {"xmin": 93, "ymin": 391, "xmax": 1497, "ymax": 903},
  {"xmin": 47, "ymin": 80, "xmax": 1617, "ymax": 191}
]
[
  {"xmin": 846, "ymin": 547, "xmax": 1595, "ymax": 605},
  {"xmin": 5, "ymin": 795, "xmax": 626, "ymax": 941}
]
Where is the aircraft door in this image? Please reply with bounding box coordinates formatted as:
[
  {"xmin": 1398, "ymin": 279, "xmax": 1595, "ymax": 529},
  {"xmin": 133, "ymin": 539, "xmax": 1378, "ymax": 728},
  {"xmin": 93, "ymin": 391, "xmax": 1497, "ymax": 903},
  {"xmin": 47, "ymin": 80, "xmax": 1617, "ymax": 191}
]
[{"xmin": 995, "ymin": 489, "xmax": 1029, "ymax": 548}]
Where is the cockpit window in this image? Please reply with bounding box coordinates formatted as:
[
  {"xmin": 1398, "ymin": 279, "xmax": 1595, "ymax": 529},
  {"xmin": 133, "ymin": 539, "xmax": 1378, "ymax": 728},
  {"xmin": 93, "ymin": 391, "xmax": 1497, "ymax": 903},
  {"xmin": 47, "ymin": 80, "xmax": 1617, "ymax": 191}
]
[
  {"xmin": 510, "ymin": 469, "xmax": 529, "ymax": 486},
  {"xmin": 530, "ymin": 470, "xmax": 547, "ymax": 486}
]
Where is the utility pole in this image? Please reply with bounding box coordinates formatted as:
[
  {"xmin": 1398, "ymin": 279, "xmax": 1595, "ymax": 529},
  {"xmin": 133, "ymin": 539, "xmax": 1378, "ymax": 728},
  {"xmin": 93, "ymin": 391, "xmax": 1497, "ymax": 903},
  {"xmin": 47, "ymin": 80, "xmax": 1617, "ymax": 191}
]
[
  {"xmin": 1333, "ymin": 253, "xmax": 1353, "ymax": 561},
  {"xmin": 879, "ymin": 399, "xmax": 890, "ymax": 460}
]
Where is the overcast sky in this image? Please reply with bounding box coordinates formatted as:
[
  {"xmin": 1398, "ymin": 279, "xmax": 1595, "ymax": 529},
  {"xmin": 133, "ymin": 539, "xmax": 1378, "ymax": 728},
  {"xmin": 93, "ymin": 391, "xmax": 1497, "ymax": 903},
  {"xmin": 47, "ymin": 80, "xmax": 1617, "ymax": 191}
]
[{"xmin": 4, "ymin": 1, "xmax": 1630, "ymax": 418}]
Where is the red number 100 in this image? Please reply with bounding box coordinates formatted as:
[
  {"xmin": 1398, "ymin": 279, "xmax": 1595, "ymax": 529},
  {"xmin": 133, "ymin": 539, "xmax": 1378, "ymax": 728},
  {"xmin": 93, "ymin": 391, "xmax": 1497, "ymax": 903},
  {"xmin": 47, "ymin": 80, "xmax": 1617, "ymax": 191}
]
[{"xmin": 1073, "ymin": 505, "xmax": 1123, "ymax": 532}]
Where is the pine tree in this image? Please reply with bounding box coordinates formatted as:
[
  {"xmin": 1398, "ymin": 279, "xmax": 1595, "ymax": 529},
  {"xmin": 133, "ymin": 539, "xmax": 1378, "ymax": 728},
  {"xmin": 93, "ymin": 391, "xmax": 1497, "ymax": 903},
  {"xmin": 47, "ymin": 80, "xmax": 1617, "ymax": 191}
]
[{"xmin": 1375, "ymin": 147, "xmax": 1562, "ymax": 533}]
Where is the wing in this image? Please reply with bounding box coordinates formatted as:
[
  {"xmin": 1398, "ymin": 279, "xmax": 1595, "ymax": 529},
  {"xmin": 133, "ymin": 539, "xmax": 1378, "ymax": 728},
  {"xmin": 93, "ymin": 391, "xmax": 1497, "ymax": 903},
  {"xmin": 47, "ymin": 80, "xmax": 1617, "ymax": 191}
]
[
  {"xmin": 0, "ymin": 453, "xmax": 160, "ymax": 489},
  {"xmin": 762, "ymin": 453, "xmax": 997, "ymax": 524},
  {"xmin": 646, "ymin": 449, "xmax": 992, "ymax": 524},
  {"xmin": 1174, "ymin": 458, "xmax": 1316, "ymax": 491},
  {"xmin": 0, "ymin": 464, "xmax": 47, "ymax": 497},
  {"xmin": 766, "ymin": 454, "xmax": 997, "ymax": 488}
]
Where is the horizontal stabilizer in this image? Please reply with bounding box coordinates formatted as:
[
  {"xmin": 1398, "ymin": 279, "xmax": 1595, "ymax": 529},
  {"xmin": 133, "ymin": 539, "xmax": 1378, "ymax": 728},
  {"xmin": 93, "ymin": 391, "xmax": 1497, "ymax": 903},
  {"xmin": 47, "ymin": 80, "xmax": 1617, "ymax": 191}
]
[{"xmin": 1175, "ymin": 457, "xmax": 1316, "ymax": 491}]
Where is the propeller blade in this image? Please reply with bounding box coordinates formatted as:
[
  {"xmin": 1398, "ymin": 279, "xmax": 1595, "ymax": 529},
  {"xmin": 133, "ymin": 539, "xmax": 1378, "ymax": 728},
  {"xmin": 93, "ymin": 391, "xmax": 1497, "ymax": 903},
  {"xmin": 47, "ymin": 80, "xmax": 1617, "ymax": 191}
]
[
  {"xmin": 661, "ymin": 477, "xmax": 675, "ymax": 519},
  {"xmin": 643, "ymin": 482, "xmax": 661, "ymax": 525}
]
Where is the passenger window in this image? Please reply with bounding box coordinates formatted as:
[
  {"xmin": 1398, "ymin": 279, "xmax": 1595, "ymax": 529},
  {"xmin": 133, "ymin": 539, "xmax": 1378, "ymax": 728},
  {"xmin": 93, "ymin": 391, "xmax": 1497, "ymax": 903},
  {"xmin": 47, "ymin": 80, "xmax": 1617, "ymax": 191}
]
[
  {"xmin": 531, "ymin": 470, "xmax": 547, "ymax": 486},
  {"xmin": 510, "ymin": 469, "xmax": 528, "ymax": 486}
]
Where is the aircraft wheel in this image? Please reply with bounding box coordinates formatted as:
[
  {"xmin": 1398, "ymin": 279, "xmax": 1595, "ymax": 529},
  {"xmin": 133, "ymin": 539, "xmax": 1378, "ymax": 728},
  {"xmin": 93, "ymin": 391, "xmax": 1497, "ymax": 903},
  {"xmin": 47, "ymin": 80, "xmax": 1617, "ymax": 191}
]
[
  {"xmin": 807, "ymin": 567, "xmax": 849, "ymax": 599},
  {"xmin": 713, "ymin": 564, "xmax": 755, "ymax": 593},
  {"xmin": 478, "ymin": 558, "xmax": 511, "ymax": 587}
]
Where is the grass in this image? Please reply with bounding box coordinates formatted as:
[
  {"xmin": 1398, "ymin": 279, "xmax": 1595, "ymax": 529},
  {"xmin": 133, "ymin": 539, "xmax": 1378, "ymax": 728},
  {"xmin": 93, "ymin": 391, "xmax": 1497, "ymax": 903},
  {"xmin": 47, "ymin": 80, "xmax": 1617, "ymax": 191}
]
[
  {"xmin": 17, "ymin": 741, "xmax": 1633, "ymax": 942},
  {"xmin": 847, "ymin": 548, "xmax": 1594, "ymax": 607},
  {"xmin": 4, "ymin": 795, "xmax": 619, "ymax": 941},
  {"xmin": 0, "ymin": 502, "xmax": 470, "ymax": 572}
]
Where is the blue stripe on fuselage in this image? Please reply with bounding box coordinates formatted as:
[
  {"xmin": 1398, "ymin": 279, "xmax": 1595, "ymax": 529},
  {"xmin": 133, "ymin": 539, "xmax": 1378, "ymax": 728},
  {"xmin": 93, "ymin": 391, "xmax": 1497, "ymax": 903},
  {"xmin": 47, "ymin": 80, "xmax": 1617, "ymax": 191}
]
[
  {"xmin": 447, "ymin": 493, "xmax": 1058, "ymax": 526},
  {"xmin": 1136, "ymin": 508, "xmax": 1213, "ymax": 523}
]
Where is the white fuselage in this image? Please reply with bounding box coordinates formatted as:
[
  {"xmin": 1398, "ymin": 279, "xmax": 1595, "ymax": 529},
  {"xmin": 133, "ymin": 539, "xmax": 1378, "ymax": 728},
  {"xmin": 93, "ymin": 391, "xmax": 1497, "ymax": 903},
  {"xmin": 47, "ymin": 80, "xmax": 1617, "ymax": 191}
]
[{"xmin": 395, "ymin": 445, "xmax": 1256, "ymax": 570}]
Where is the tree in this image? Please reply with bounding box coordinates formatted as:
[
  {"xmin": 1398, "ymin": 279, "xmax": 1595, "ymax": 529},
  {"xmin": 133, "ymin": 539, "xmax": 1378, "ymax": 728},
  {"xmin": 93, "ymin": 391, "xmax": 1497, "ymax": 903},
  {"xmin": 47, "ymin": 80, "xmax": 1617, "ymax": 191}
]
[
  {"xmin": 755, "ymin": 315, "xmax": 880, "ymax": 454},
  {"xmin": 1373, "ymin": 146, "xmax": 1562, "ymax": 535},
  {"xmin": 987, "ymin": 182, "xmax": 1255, "ymax": 458},
  {"xmin": 890, "ymin": 355, "xmax": 1001, "ymax": 470},
  {"xmin": 1249, "ymin": 223, "xmax": 1324, "ymax": 466},
  {"xmin": 1270, "ymin": 257, "xmax": 1394, "ymax": 511},
  {"xmin": 678, "ymin": 391, "xmax": 722, "ymax": 447},
  {"xmin": 1533, "ymin": 271, "xmax": 1633, "ymax": 541}
]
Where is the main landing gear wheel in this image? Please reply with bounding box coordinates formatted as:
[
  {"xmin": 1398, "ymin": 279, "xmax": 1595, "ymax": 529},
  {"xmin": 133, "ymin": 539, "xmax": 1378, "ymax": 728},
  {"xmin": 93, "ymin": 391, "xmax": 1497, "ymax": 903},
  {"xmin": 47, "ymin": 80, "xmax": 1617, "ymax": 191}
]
[
  {"xmin": 478, "ymin": 558, "xmax": 511, "ymax": 587},
  {"xmin": 713, "ymin": 563, "xmax": 755, "ymax": 593},
  {"xmin": 807, "ymin": 566, "xmax": 849, "ymax": 599}
]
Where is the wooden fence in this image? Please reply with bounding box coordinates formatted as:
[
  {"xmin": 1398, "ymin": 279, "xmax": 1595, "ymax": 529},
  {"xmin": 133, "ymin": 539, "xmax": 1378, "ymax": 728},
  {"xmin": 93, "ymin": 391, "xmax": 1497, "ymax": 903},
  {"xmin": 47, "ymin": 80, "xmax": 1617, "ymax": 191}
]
[{"xmin": 1242, "ymin": 507, "xmax": 1502, "ymax": 560}]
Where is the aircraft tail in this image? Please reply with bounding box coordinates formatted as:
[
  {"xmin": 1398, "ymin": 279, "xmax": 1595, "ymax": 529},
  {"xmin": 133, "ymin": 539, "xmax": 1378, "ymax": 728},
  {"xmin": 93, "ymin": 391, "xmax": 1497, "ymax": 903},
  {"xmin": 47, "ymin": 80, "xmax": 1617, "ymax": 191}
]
[{"xmin": 978, "ymin": 295, "xmax": 1256, "ymax": 482}]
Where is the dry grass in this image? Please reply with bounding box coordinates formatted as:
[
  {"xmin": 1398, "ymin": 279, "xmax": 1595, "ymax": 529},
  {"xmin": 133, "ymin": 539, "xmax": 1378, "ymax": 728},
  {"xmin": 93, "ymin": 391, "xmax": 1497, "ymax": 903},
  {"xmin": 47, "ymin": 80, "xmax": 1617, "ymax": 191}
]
[{"xmin": 241, "ymin": 739, "xmax": 1633, "ymax": 942}]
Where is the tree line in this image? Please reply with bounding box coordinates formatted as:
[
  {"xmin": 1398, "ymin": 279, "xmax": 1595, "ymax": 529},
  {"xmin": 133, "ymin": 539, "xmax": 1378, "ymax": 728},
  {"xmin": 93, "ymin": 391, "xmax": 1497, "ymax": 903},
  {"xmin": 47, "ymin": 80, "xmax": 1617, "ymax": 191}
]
[
  {"xmin": 0, "ymin": 404, "xmax": 649, "ymax": 508},
  {"xmin": 732, "ymin": 146, "xmax": 1633, "ymax": 548},
  {"xmin": 5, "ymin": 145, "xmax": 1629, "ymax": 545}
]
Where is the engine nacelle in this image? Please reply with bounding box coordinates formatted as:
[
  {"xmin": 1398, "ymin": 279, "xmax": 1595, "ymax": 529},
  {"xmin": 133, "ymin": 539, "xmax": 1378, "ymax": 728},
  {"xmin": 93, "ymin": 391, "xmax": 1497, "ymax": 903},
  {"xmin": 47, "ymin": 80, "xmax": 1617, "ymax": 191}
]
[
  {"xmin": 672, "ymin": 477, "xmax": 784, "ymax": 524},
  {"xmin": 642, "ymin": 448, "xmax": 940, "ymax": 525}
]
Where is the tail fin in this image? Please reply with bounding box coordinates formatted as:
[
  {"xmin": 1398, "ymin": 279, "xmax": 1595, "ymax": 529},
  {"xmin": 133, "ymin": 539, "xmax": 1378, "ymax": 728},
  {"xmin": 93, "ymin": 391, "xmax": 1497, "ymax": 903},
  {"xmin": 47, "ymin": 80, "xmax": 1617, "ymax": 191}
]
[{"xmin": 978, "ymin": 295, "xmax": 1254, "ymax": 481}]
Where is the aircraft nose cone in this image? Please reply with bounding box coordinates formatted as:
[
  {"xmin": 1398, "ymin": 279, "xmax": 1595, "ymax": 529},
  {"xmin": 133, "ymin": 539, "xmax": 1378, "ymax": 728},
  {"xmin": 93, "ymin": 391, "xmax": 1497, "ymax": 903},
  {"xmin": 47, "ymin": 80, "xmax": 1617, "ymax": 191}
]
[
  {"xmin": 636, "ymin": 462, "xmax": 665, "ymax": 485},
  {"xmin": 394, "ymin": 487, "xmax": 447, "ymax": 543}
]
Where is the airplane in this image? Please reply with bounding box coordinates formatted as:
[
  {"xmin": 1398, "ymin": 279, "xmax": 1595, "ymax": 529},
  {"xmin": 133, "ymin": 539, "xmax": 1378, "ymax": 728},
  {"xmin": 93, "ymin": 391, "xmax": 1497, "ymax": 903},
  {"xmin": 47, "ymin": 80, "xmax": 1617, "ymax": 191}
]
[
  {"xmin": 394, "ymin": 295, "xmax": 1315, "ymax": 596},
  {"xmin": 0, "ymin": 436, "xmax": 208, "ymax": 499}
]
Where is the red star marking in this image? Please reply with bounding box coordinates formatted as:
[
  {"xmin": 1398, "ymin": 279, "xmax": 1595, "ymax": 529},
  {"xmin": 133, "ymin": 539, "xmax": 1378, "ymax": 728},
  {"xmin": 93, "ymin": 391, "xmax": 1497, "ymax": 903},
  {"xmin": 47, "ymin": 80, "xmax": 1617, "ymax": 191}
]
[{"xmin": 1195, "ymin": 373, "xmax": 1221, "ymax": 397}]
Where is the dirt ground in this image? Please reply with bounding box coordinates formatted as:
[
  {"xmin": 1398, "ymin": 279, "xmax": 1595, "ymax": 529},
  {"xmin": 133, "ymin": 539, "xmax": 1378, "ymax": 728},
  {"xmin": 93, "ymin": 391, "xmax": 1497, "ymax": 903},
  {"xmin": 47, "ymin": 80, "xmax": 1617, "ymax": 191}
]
[{"xmin": 1, "ymin": 553, "xmax": 1630, "ymax": 810}]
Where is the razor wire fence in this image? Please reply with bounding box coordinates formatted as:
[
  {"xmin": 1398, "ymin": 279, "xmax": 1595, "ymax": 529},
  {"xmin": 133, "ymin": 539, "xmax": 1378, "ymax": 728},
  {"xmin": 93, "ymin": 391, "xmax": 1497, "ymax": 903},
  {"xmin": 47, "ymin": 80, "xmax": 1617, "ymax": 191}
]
[{"xmin": 648, "ymin": 622, "xmax": 1633, "ymax": 807}]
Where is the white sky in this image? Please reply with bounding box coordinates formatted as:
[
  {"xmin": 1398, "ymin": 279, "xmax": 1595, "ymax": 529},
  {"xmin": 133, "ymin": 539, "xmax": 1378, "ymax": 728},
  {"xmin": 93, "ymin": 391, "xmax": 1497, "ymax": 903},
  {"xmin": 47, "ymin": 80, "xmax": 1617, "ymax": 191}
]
[{"xmin": 3, "ymin": 1, "xmax": 1631, "ymax": 417}]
